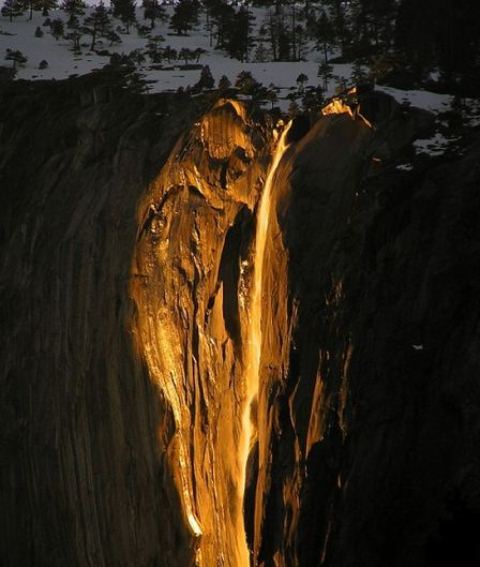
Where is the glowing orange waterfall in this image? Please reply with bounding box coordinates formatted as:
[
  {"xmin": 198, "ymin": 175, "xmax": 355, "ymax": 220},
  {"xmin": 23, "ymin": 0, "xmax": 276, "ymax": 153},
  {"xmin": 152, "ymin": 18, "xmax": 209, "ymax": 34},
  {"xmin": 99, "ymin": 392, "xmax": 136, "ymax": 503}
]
[{"xmin": 237, "ymin": 122, "xmax": 292, "ymax": 566}]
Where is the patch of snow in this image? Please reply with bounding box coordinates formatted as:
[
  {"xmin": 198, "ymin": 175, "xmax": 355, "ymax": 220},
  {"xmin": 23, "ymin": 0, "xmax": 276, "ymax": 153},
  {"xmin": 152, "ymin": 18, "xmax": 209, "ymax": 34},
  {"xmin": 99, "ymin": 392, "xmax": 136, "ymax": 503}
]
[
  {"xmin": 1, "ymin": 7, "xmax": 479, "ymax": 120},
  {"xmin": 0, "ymin": 8, "xmax": 354, "ymax": 108},
  {"xmin": 413, "ymin": 131, "xmax": 460, "ymax": 157},
  {"xmin": 377, "ymin": 85, "xmax": 453, "ymax": 114},
  {"xmin": 396, "ymin": 163, "xmax": 413, "ymax": 171}
]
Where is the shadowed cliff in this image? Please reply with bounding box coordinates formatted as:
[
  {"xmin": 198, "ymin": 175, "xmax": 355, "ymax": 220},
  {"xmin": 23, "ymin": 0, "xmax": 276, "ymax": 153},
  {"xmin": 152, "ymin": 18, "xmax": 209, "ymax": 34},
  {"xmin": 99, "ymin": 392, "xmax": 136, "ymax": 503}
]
[{"xmin": 1, "ymin": 75, "xmax": 480, "ymax": 566}]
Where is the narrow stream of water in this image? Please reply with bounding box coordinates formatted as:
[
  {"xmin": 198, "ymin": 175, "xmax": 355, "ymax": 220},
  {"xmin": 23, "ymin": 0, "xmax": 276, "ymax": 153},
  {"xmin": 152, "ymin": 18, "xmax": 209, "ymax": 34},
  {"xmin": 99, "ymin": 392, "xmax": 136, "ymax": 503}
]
[{"xmin": 238, "ymin": 122, "xmax": 292, "ymax": 566}]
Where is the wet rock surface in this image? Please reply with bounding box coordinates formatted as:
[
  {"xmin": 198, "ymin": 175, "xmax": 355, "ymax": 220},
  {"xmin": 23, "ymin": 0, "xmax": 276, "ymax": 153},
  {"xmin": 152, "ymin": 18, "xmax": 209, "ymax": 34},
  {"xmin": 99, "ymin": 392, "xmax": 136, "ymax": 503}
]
[{"xmin": 1, "ymin": 75, "xmax": 480, "ymax": 567}]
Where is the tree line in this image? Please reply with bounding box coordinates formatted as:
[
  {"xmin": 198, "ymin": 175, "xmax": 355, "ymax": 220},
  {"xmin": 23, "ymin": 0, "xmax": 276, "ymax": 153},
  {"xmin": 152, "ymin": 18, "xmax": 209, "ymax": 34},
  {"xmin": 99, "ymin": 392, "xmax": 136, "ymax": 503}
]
[{"xmin": 2, "ymin": 0, "xmax": 478, "ymax": 93}]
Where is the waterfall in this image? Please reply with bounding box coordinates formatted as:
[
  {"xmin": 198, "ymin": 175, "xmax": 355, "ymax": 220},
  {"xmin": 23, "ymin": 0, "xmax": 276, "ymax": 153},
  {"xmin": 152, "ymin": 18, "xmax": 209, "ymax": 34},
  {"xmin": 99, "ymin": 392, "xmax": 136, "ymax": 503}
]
[{"xmin": 237, "ymin": 121, "xmax": 292, "ymax": 566}]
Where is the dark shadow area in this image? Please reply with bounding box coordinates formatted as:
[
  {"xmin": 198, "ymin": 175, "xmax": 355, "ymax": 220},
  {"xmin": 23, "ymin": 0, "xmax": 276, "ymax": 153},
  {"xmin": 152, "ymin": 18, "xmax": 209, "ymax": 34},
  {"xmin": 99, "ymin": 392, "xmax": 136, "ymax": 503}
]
[
  {"xmin": 425, "ymin": 491, "xmax": 480, "ymax": 566},
  {"xmin": 287, "ymin": 115, "xmax": 311, "ymax": 144},
  {"xmin": 218, "ymin": 206, "xmax": 251, "ymax": 345},
  {"xmin": 0, "ymin": 72, "xmax": 207, "ymax": 566}
]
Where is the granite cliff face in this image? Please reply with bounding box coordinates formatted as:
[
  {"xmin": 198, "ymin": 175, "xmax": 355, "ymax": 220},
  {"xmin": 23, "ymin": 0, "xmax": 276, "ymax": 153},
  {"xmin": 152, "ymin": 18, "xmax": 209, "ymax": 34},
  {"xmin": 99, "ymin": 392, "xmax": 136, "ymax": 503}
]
[{"xmin": 1, "ymin": 76, "xmax": 480, "ymax": 567}]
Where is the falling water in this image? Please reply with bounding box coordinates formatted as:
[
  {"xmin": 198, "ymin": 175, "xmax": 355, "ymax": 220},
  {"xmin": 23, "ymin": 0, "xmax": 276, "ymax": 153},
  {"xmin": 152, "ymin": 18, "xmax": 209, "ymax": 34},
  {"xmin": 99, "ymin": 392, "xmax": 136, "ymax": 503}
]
[{"xmin": 237, "ymin": 121, "xmax": 292, "ymax": 566}]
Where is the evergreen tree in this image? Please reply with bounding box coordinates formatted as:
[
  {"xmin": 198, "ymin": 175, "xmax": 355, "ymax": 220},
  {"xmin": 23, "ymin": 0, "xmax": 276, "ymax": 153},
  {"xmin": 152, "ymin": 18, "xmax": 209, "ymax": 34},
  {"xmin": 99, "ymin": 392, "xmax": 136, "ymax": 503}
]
[
  {"xmin": 179, "ymin": 47, "xmax": 194, "ymax": 65},
  {"xmin": 23, "ymin": 0, "xmax": 36, "ymax": 20},
  {"xmin": 146, "ymin": 34, "xmax": 164, "ymax": 62},
  {"xmin": 1, "ymin": 0, "xmax": 24, "ymax": 22},
  {"xmin": 224, "ymin": 5, "xmax": 255, "ymax": 62},
  {"xmin": 142, "ymin": 0, "xmax": 167, "ymax": 30},
  {"xmin": 265, "ymin": 84, "xmax": 278, "ymax": 109},
  {"xmin": 65, "ymin": 25, "xmax": 82, "ymax": 51},
  {"xmin": 163, "ymin": 45, "xmax": 177, "ymax": 63},
  {"xmin": 296, "ymin": 72, "xmax": 308, "ymax": 91},
  {"xmin": 313, "ymin": 11, "xmax": 335, "ymax": 64},
  {"xmin": 62, "ymin": 1, "xmax": 84, "ymax": 52},
  {"xmin": 263, "ymin": 6, "xmax": 293, "ymax": 61},
  {"xmin": 343, "ymin": 0, "xmax": 397, "ymax": 58},
  {"xmin": 323, "ymin": 0, "xmax": 348, "ymax": 55},
  {"xmin": 50, "ymin": 18, "xmax": 64, "ymax": 40},
  {"xmin": 62, "ymin": 0, "xmax": 85, "ymax": 26},
  {"xmin": 112, "ymin": 0, "xmax": 136, "ymax": 33},
  {"xmin": 203, "ymin": 0, "xmax": 220, "ymax": 47},
  {"xmin": 82, "ymin": 2, "xmax": 111, "ymax": 51},
  {"xmin": 287, "ymin": 99, "xmax": 300, "ymax": 117},
  {"xmin": 38, "ymin": 0, "xmax": 58, "ymax": 17},
  {"xmin": 318, "ymin": 61, "xmax": 333, "ymax": 91},
  {"xmin": 350, "ymin": 60, "xmax": 368, "ymax": 85},
  {"xmin": 218, "ymin": 74, "xmax": 231, "ymax": 92},
  {"xmin": 5, "ymin": 48, "xmax": 27, "ymax": 70},
  {"xmin": 235, "ymin": 70, "xmax": 261, "ymax": 96},
  {"xmin": 254, "ymin": 41, "xmax": 268, "ymax": 62},
  {"xmin": 195, "ymin": 64, "xmax": 214, "ymax": 89},
  {"xmin": 210, "ymin": 0, "xmax": 235, "ymax": 50},
  {"xmin": 106, "ymin": 29, "xmax": 121, "ymax": 45},
  {"xmin": 169, "ymin": 0, "xmax": 199, "ymax": 36},
  {"xmin": 193, "ymin": 47, "xmax": 206, "ymax": 62}
]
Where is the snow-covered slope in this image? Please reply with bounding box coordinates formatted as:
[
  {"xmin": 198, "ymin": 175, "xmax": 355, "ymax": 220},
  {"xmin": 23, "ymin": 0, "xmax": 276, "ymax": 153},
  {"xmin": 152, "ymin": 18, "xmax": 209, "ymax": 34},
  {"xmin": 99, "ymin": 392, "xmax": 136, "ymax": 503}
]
[{"xmin": 1, "ymin": 4, "xmax": 479, "ymax": 149}]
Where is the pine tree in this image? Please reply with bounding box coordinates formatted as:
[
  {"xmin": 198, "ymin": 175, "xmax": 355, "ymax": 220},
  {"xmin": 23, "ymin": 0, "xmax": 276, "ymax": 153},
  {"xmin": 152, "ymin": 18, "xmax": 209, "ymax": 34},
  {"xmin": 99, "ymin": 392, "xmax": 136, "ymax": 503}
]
[
  {"xmin": 82, "ymin": 2, "xmax": 111, "ymax": 51},
  {"xmin": 5, "ymin": 48, "xmax": 27, "ymax": 70},
  {"xmin": 146, "ymin": 34, "xmax": 165, "ymax": 62},
  {"xmin": 169, "ymin": 0, "xmax": 199, "ymax": 36},
  {"xmin": 193, "ymin": 47, "xmax": 206, "ymax": 62},
  {"xmin": 163, "ymin": 45, "xmax": 177, "ymax": 63},
  {"xmin": 350, "ymin": 61, "xmax": 368, "ymax": 85},
  {"xmin": 323, "ymin": 0, "xmax": 348, "ymax": 55},
  {"xmin": 24, "ymin": 0, "xmax": 35, "ymax": 20},
  {"xmin": 203, "ymin": 0, "xmax": 220, "ymax": 47},
  {"xmin": 62, "ymin": 0, "xmax": 85, "ymax": 26},
  {"xmin": 50, "ymin": 18, "xmax": 64, "ymax": 40},
  {"xmin": 1, "ymin": 0, "xmax": 24, "ymax": 22},
  {"xmin": 179, "ymin": 47, "xmax": 194, "ymax": 65},
  {"xmin": 195, "ymin": 65, "xmax": 215, "ymax": 90},
  {"xmin": 296, "ymin": 72, "xmax": 308, "ymax": 91},
  {"xmin": 264, "ymin": 6, "xmax": 292, "ymax": 62},
  {"xmin": 224, "ymin": 5, "xmax": 255, "ymax": 62},
  {"xmin": 254, "ymin": 42, "xmax": 268, "ymax": 62},
  {"xmin": 318, "ymin": 62, "xmax": 333, "ymax": 91},
  {"xmin": 210, "ymin": 0, "xmax": 235, "ymax": 49},
  {"xmin": 287, "ymin": 99, "xmax": 300, "ymax": 117},
  {"xmin": 38, "ymin": 0, "xmax": 58, "ymax": 17},
  {"xmin": 142, "ymin": 0, "xmax": 167, "ymax": 30},
  {"xmin": 235, "ymin": 70, "xmax": 261, "ymax": 96},
  {"xmin": 313, "ymin": 11, "xmax": 335, "ymax": 64},
  {"xmin": 112, "ymin": 0, "xmax": 136, "ymax": 33},
  {"xmin": 218, "ymin": 74, "xmax": 231, "ymax": 92},
  {"xmin": 347, "ymin": 0, "xmax": 397, "ymax": 57},
  {"xmin": 63, "ymin": 0, "xmax": 84, "ymax": 52},
  {"xmin": 265, "ymin": 84, "xmax": 278, "ymax": 109}
]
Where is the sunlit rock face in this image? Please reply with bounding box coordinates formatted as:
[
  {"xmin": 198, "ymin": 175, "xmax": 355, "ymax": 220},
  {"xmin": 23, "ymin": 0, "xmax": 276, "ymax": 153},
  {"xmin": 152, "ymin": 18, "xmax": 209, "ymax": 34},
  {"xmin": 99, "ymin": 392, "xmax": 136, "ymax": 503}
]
[
  {"xmin": 130, "ymin": 98, "xmax": 273, "ymax": 566},
  {"xmin": 2, "ymin": 76, "xmax": 480, "ymax": 567}
]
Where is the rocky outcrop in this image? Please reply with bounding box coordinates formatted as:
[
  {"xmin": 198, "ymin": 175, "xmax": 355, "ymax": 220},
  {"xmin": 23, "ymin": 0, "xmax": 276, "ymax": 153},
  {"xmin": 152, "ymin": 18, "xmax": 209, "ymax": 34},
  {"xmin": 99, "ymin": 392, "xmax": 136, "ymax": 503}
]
[
  {"xmin": 1, "ymin": 74, "xmax": 480, "ymax": 567},
  {"xmin": 130, "ymin": 97, "xmax": 274, "ymax": 566}
]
